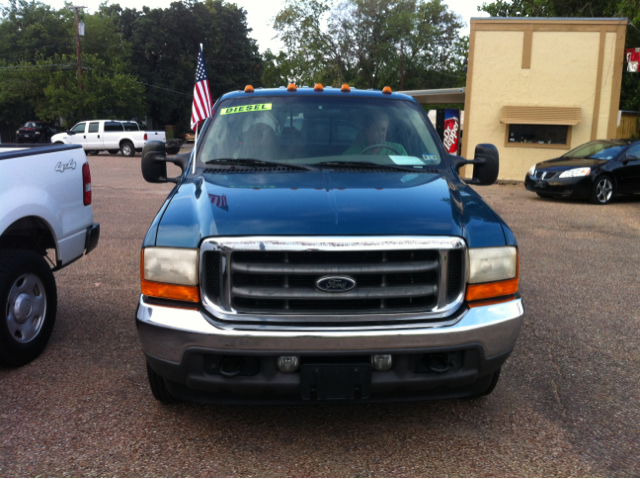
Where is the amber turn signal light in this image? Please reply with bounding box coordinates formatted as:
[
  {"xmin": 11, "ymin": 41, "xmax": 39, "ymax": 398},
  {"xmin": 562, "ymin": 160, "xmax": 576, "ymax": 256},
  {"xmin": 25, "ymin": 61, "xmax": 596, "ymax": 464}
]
[
  {"xmin": 244, "ymin": 85, "xmax": 254, "ymax": 93},
  {"xmin": 382, "ymin": 86, "xmax": 392, "ymax": 94},
  {"xmin": 466, "ymin": 277, "xmax": 519, "ymax": 303},
  {"xmin": 287, "ymin": 83, "xmax": 297, "ymax": 92},
  {"xmin": 141, "ymin": 279, "xmax": 200, "ymax": 303},
  {"xmin": 341, "ymin": 84, "xmax": 351, "ymax": 92},
  {"xmin": 314, "ymin": 83, "xmax": 324, "ymax": 92}
]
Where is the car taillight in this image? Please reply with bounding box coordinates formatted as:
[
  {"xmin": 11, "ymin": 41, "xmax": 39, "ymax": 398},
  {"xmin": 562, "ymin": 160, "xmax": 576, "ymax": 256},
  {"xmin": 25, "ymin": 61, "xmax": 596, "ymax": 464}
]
[
  {"xmin": 144, "ymin": 133, "xmax": 147, "ymax": 141},
  {"xmin": 82, "ymin": 163, "xmax": 92, "ymax": 206}
]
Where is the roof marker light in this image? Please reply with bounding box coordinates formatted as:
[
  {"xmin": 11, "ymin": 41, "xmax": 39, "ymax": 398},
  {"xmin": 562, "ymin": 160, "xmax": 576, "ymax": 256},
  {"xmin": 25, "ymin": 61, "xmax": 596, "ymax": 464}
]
[
  {"xmin": 341, "ymin": 84, "xmax": 351, "ymax": 93},
  {"xmin": 244, "ymin": 85, "xmax": 254, "ymax": 93},
  {"xmin": 314, "ymin": 83, "xmax": 324, "ymax": 92},
  {"xmin": 382, "ymin": 86, "xmax": 392, "ymax": 94},
  {"xmin": 287, "ymin": 83, "xmax": 297, "ymax": 92}
]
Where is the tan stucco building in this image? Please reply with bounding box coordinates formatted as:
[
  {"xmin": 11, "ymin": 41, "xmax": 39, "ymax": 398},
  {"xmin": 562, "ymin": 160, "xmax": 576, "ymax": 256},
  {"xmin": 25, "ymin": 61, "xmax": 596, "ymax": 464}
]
[{"xmin": 461, "ymin": 17, "xmax": 628, "ymax": 180}]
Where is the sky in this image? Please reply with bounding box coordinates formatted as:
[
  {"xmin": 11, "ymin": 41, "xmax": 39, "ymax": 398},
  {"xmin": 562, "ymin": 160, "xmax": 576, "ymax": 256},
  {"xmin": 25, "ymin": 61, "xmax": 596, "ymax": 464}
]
[{"xmin": 24, "ymin": 0, "xmax": 491, "ymax": 53}]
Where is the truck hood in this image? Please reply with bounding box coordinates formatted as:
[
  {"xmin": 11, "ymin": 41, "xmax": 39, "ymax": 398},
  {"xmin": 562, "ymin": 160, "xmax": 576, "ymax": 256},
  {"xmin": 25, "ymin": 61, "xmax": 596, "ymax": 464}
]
[
  {"xmin": 51, "ymin": 132, "xmax": 68, "ymax": 142},
  {"xmin": 153, "ymin": 170, "xmax": 507, "ymax": 248}
]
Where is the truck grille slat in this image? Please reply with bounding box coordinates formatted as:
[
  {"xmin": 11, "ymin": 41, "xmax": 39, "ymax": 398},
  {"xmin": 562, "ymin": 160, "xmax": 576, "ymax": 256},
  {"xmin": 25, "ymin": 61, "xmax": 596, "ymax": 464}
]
[
  {"xmin": 232, "ymin": 260, "xmax": 438, "ymax": 275},
  {"xmin": 232, "ymin": 284, "xmax": 437, "ymax": 300}
]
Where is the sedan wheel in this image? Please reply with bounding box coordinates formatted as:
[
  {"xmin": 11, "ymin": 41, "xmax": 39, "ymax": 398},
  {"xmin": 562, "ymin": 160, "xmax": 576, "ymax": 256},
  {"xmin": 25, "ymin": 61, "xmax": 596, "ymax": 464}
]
[{"xmin": 591, "ymin": 176, "xmax": 614, "ymax": 205}]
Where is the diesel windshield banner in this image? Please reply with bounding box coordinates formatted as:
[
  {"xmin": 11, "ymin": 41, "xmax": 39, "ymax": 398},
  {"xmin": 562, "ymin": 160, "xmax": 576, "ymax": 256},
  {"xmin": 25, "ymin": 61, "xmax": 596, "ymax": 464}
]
[{"xmin": 442, "ymin": 109, "xmax": 460, "ymax": 156}]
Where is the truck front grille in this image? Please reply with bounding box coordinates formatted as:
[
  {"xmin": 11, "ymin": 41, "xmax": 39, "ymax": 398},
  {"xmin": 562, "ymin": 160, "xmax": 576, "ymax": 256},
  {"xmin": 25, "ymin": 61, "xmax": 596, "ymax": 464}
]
[{"xmin": 200, "ymin": 237, "xmax": 466, "ymax": 324}]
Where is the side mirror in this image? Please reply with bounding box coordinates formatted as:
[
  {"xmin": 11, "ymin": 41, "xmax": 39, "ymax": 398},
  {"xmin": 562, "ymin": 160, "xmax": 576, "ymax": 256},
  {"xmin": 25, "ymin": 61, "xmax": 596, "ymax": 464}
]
[
  {"xmin": 471, "ymin": 144, "xmax": 499, "ymax": 185},
  {"xmin": 141, "ymin": 140, "xmax": 191, "ymax": 183},
  {"xmin": 623, "ymin": 154, "xmax": 639, "ymax": 164},
  {"xmin": 448, "ymin": 144, "xmax": 499, "ymax": 185}
]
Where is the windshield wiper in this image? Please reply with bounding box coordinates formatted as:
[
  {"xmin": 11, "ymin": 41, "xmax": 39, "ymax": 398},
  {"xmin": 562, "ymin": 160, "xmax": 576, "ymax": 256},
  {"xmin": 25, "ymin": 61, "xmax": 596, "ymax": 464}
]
[
  {"xmin": 206, "ymin": 158, "xmax": 317, "ymax": 171},
  {"xmin": 314, "ymin": 160, "xmax": 433, "ymax": 172}
]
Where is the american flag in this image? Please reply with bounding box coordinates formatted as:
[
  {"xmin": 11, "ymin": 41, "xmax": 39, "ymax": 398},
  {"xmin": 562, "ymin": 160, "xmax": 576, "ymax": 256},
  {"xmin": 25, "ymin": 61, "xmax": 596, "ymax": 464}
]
[
  {"xmin": 190, "ymin": 45, "xmax": 213, "ymax": 130},
  {"xmin": 209, "ymin": 194, "xmax": 228, "ymax": 211}
]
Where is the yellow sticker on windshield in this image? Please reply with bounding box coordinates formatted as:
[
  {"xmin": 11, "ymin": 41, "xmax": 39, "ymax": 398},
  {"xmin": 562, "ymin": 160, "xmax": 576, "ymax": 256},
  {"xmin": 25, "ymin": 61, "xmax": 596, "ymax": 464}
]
[{"xmin": 220, "ymin": 103, "xmax": 272, "ymax": 115}]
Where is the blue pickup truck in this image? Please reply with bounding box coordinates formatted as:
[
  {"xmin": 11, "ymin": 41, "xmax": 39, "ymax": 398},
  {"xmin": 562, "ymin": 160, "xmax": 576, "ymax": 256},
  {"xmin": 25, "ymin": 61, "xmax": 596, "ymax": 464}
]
[{"xmin": 137, "ymin": 85, "xmax": 524, "ymax": 404}]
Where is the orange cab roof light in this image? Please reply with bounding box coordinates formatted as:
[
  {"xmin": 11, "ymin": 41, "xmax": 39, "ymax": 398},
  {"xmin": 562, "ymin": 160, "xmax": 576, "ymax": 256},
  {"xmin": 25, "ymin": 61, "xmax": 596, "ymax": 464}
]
[
  {"xmin": 287, "ymin": 83, "xmax": 297, "ymax": 92},
  {"xmin": 314, "ymin": 83, "xmax": 324, "ymax": 92},
  {"xmin": 341, "ymin": 84, "xmax": 351, "ymax": 92},
  {"xmin": 244, "ymin": 85, "xmax": 254, "ymax": 93},
  {"xmin": 382, "ymin": 86, "xmax": 392, "ymax": 94}
]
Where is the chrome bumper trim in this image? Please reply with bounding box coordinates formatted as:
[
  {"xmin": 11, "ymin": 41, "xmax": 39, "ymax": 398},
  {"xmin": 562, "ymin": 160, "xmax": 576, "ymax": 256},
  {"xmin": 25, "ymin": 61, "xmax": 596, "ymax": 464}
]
[{"xmin": 136, "ymin": 296, "xmax": 524, "ymax": 363}]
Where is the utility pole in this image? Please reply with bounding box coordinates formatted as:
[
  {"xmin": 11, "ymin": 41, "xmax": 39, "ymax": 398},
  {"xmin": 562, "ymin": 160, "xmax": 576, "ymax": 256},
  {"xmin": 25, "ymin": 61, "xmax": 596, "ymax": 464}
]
[
  {"xmin": 400, "ymin": 39, "xmax": 405, "ymax": 91},
  {"xmin": 69, "ymin": 6, "xmax": 86, "ymax": 90}
]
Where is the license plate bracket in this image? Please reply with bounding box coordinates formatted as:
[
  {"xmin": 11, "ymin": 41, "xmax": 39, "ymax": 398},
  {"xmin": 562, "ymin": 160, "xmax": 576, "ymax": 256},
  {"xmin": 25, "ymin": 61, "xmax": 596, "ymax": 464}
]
[{"xmin": 301, "ymin": 364, "xmax": 371, "ymax": 400}]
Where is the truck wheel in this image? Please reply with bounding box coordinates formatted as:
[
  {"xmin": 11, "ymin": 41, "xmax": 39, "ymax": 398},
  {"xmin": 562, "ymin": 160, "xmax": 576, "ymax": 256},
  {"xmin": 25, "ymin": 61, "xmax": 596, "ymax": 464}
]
[
  {"xmin": 86, "ymin": 150, "xmax": 98, "ymax": 156},
  {"xmin": 0, "ymin": 250, "xmax": 57, "ymax": 367},
  {"xmin": 146, "ymin": 362, "xmax": 179, "ymax": 404},
  {"xmin": 108, "ymin": 149, "xmax": 119, "ymax": 155},
  {"xmin": 120, "ymin": 141, "xmax": 135, "ymax": 157}
]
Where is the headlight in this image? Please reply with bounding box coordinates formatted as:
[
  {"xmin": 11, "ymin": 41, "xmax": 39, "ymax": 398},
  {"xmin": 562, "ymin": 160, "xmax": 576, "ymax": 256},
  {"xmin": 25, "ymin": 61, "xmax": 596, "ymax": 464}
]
[
  {"xmin": 141, "ymin": 247, "xmax": 200, "ymax": 303},
  {"xmin": 559, "ymin": 167, "xmax": 590, "ymax": 178},
  {"xmin": 143, "ymin": 247, "xmax": 199, "ymax": 285},
  {"xmin": 528, "ymin": 165, "xmax": 536, "ymax": 176},
  {"xmin": 468, "ymin": 247, "xmax": 517, "ymax": 284}
]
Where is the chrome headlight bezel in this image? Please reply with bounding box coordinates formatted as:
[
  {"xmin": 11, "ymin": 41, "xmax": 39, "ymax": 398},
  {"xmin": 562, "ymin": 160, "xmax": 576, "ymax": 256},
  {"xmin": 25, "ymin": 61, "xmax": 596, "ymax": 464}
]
[{"xmin": 468, "ymin": 247, "xmax": 518, "ymax": 284}]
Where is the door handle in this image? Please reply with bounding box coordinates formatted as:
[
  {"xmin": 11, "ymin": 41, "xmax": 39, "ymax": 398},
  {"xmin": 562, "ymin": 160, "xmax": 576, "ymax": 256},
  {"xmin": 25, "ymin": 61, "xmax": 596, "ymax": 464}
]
[
  {"xmin": 84, "ymin": 135, "xmax": 86, "ymax": 139},
  {"xmin": 98, "ymin": 135, "xmax": 100, "ymax": 138}
]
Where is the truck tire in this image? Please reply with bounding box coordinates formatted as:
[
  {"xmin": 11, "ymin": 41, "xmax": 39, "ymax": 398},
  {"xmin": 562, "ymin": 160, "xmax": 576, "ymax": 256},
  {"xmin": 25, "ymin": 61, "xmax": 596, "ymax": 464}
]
[
  {"xmin": 120, "ymin": 141, "xmax": 135, "ymax": 157},
  {"xmin": 108, "ymin": 149, "xmax": 119, "ymax": 155},
  {"xmin": 146, "ymin": 361, "xmax": 179, "ymax": 404},
  {"xmin": 0, "ymin": 250, "xmax": 57, "ymax": 367}
]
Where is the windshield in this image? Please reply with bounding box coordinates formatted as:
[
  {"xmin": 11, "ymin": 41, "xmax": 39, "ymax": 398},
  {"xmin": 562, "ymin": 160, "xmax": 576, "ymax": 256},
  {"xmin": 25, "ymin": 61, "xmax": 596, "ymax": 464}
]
[
  {"xmin": 198, "ymin": 96, "xmax": 444, "ymax": 169},
  {"xmin": 564, "ymin": 141, "xmax": 626, "ymax": 160}
]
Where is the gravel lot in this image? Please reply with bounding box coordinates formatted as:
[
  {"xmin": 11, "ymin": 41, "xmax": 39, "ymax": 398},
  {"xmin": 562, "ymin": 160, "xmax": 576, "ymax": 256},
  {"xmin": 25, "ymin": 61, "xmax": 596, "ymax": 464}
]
[{"xmin": 1, "ymin": 153, "xmax": 639, "ymax": 477}]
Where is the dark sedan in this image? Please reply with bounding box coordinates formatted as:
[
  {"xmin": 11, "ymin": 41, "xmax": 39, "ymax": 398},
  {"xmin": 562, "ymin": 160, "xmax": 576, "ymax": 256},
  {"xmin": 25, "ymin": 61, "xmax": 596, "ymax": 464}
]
[{"xmin": 524, "ymin": 139, "xmax": 640, "ymax": 204}]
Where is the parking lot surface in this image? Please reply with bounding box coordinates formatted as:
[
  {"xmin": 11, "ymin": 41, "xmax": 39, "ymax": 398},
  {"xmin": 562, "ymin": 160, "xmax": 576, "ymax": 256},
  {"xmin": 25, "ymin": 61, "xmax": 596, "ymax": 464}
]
[{"xmin": 1, "ymin": 154, "xmax": 639, "ymax": 476}]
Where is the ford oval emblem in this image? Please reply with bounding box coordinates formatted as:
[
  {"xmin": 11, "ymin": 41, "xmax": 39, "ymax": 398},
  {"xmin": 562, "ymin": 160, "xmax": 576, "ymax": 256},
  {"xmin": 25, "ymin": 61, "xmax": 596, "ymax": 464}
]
[{"xmin": 316, "ymin": 276, "xmax": 357, "ymax": 293}]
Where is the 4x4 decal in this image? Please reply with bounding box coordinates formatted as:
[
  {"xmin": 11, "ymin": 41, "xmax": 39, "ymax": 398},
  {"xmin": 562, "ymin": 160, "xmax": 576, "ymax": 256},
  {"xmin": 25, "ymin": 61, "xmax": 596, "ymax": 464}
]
[{"xmin": 55, "ymin": 159, "xmax": 76, "ymax": 173}]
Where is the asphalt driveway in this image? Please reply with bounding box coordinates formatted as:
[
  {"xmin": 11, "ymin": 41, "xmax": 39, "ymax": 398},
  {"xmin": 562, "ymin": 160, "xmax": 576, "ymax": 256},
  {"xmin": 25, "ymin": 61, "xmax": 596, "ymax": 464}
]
[{"xmin": 1, "ymin": 154, "xmax": 639, "ymax": 476}]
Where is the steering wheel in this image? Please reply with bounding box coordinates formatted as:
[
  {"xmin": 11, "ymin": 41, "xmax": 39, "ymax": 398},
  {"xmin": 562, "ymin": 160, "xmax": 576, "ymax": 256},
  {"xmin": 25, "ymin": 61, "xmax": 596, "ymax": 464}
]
[{"xmin": 360, "ymin": 143, "xmax": 402, "ymax": 155}]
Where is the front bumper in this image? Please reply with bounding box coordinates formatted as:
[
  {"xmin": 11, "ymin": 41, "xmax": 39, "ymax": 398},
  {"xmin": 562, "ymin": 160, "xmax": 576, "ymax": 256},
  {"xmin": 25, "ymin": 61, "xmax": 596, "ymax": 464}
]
[
  {"xmin": 136, "ymin": 296, "xmax": 524, "ymax": 403},
  {"xmin": 524, "ymin": 174, "xmax": 591, "ymax": 198}
]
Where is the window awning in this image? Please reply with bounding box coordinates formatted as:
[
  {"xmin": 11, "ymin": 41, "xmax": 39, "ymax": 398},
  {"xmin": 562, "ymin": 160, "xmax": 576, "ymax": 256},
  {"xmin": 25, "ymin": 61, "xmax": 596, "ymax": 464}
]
[{"xmin": 500, "ymin": 106, "xmax": 581, "ymax": 125}]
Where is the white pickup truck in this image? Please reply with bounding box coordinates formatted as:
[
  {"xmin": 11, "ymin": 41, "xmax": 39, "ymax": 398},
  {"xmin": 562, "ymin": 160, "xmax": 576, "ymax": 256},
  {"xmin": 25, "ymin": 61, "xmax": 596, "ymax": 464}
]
[
  {"xmin": 0, "ymin": 143, "xmax": 100, "ymax": 367},
  {"xmin": 51, "ymin": 120, "xmax": 166, "ymax": 157}
]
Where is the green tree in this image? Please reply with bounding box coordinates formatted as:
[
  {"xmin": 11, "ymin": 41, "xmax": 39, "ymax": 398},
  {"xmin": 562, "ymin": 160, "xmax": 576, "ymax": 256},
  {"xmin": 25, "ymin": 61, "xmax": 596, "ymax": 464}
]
[
  {"xmin": 109, "ymin": 0, "xmax": 263, "ymax": 130},
  {"xmin": 0, "ymin": 0, "xmax": 145, "ymax": 135},
  {"xmin": 272, "ymin": 0, "xmax": 466, "ymax": 90}
]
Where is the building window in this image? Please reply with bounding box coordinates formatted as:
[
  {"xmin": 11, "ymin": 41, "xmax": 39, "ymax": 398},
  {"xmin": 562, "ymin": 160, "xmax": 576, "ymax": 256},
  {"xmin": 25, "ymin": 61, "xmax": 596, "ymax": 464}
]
[{"xmin": 507, "ymin": 124, "xmax": 569, "ymax": 145}]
